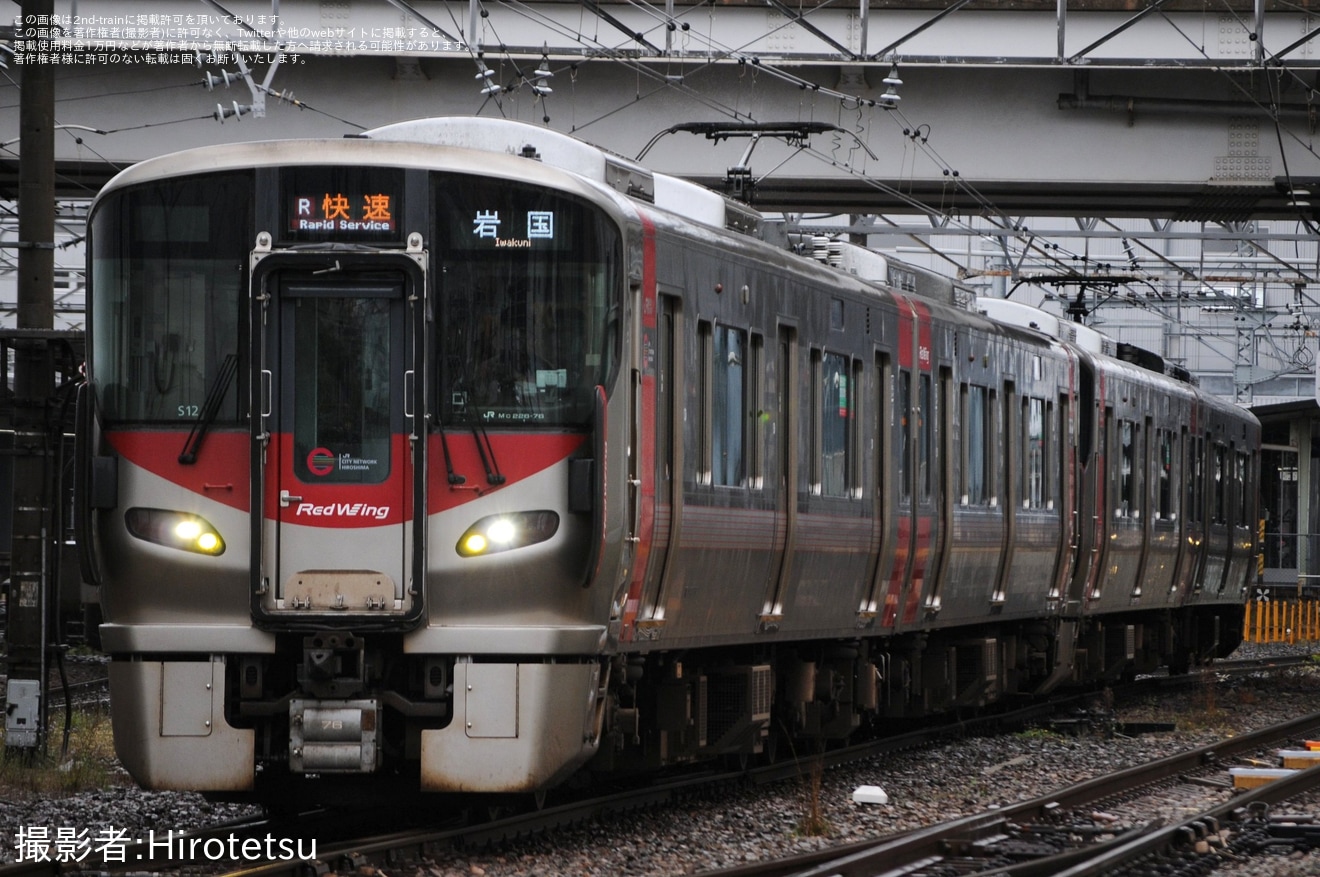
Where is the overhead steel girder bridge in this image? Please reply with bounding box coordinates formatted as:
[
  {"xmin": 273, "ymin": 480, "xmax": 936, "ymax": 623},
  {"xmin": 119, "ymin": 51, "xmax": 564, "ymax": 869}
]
[{"xmin": 2, "ymin": 0, "xmax": 1320, "ymax": 223}]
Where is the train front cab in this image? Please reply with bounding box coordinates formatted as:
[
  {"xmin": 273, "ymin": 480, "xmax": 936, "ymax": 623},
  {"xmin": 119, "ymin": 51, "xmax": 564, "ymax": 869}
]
[{"xmin": 80, "ymin": 141, "xmax": 634, "ymax": 796}]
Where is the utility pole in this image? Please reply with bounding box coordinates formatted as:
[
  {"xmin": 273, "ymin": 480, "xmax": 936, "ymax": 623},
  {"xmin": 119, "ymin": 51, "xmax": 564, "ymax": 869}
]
[{"xmin": 4, "ymin": 0, "xmax": 58, "ymax": 756}]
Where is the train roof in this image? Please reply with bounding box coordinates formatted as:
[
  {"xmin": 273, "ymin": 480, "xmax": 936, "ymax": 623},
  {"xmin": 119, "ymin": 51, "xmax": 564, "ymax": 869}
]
[{"xmin": 364, "ymin": 117, "xmax": 762, "ymax": 236}]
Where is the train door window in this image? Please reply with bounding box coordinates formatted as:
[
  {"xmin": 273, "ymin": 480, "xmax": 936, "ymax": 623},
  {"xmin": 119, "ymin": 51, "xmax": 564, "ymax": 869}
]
[
  {"xmin": 819, "ymin": 351, "xmax": 852, "ymax": 497},
  {"xmin": 1044, "ymin": 400, "xmax": 1055, "ymax": 509},
  {"xmin": 852, "ymin": 359, "xmax": 865, "ymax": 498},
  {"xmin": 1212, "ymin": 443, "xmax": 1228, "ymax": 525},
  {"xmin": 1002, "ymin": 381, "xmax": 1018, "ymax": 511},
  {"xmin": 657, "ymin": 295, "xmax": 679, "ymax": 485},
  {"xmin": 748, "ymin": 334, "xmax": 765, "ymax": 489},
  {"xmin": 697, "ymin": 321, "xmax": 713, "ymax": 485},
  {"xmin": 291, "ymin": 293, "xmax": 394, "ymax": 484},
  {"xmin": 778, "ymin": 327, "xmax": 797, "ymax": 498},
  {"xmin": 919, "ymin": 372, "xmax": 933, "ymax": 499},
  {"xmin": 1101, "ymin": 407, "xmax": 1114, "ymax": 518},
  {"xmin": 1057, "ymin": 394, "xmax": 1070, "ymax": 512},
  {"xmin": 898, "ymin": 369, "xmax": 912, "ymax": 502},
  {"xmin": 712, "ymin": 325, "xmax": 747, "ymax": 487},
  {"xmin": 1119, "ymin": 419, "xmax": 1135, "ymax": 517},
  {"xmin": 1186, "ymin": 433, "xmax": 1203, "ymax": 525},
  {"xmin": 1236, "ymin": 450, "xmax": 1250, "ymax": 526},
  {"xmin": 965, "ymin": 384, "xmax": 988, "ymax": 505},
  {"xmin": 1240, "ymin": 451, "xmax": 1251, "ymax": 528},
  {"xmin": 1139, "ymin": 418, "xmax": 1152, "ymax": 520},
  {"xmin": 988, "ymin": 387, "xmax": 1000, "ymax": 505},
  {"xmin": 1157, "ymin": 429, "xmax": 1174, "ymax": 520},
  {"xmin": 1025, "ymin": 397, "xmax": 1045, "ymax": 509},
  {"xmin": 876, "ymin": 352, "xmax": 891, "ymax": 498}
]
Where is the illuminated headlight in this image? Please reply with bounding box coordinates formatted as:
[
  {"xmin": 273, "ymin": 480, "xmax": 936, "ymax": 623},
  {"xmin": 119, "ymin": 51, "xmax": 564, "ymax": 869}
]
[
  {"xmin": 125, "ymin": 508, "xmax": 226, "ymax": 556},
  {"xmin": 457, "ymin": 511, "xmax": 559, "ymax": 557}
]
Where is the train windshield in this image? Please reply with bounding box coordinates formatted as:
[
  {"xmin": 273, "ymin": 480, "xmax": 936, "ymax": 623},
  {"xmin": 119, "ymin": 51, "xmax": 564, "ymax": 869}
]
[
  {"xmin": 434, "ymin": 174, "xmax": 620, "ymax": 428},
  {"xmin": 89, "ymin": 173, "xmax": 251, "ymax": 424}
]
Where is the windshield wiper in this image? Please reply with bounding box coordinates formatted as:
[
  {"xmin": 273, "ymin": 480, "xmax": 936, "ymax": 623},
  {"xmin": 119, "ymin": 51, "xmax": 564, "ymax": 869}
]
[{"xmin": 178, "ymin": 353, "xmax": 238, "ymax": 464}]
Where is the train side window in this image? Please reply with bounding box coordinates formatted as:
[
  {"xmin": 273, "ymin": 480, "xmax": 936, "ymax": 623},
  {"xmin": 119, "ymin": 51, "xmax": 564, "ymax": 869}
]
[
  {"xmin": 1025, "ymin": 397, "xmax": 1044, "ymax": 509},
  {"xmin": 899, "ymin": 369, "xmax": 912, "ymax": 502},
  {"xmin": 964, "ymin": 384, "xmax": 988, "ymax": 505},
  {"xmin": 712, "ymin": 324, "xmax": 747, "ymax": 488},
  {"xmin": 819, "ymin": 351, "xmax": 852, "ymax": 497}
]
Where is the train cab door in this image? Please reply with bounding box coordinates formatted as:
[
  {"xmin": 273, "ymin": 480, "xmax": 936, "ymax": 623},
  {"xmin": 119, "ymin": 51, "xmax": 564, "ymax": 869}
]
[{"xmin": 250, "ymin": 253, "xmax": 426, "ymax": 623}]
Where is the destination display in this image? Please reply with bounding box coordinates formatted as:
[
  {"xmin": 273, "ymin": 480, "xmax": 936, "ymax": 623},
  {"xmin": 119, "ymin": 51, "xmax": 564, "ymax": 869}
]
[
  {"xmin": 288, "ymin": 191, "xmax": 397, "ymax": 233},
  {"xmin": 280, "ymin": 167, "xmax": 404, "ymax": 242}
]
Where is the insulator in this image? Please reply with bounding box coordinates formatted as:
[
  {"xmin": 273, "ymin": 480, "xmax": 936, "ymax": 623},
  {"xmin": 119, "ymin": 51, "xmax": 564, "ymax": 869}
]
[
  {"xmin": 532, "ymin": 83, "xmax": 553, "ymax": 96},
  {"xmin": 533, "ymin": 63, "xmax": 553, "ymax": 80},
  {"xmin": 203, "ymin": 71, "xmax": 233, "ymax": 91},
  {"xmin": 214, "ymin": 101, "xmax": 247, "ymax": 123},
  {"xmin": 811, "ymin": 235, "xmax": 830, "ymax": 264},
  {"xmin": 481, "ymin": 82, "xmax": 501, "ymax": 95},
  {"xmin": 475, "ymin": 67, "xmax": 494, "ymax": 80},
  {"xmin": 204, "ymin": 70, "xmax": 235, "ymax": 90}
]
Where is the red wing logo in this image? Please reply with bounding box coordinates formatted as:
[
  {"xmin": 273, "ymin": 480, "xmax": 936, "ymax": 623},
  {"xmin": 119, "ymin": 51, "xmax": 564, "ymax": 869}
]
[{"xmin": 307, "ymin": 447, "xmax": 335, "ymax": 477}]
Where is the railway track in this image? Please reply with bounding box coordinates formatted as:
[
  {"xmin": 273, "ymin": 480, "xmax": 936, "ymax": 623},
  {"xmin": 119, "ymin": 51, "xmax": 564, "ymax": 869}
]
[
  {"xmin": 696, "ymin": 710, "xmax": 1320, "ymax": 877},
  {"xmin": 0, "ymin": 654, "xmax": 1313, "ymax": 877}
]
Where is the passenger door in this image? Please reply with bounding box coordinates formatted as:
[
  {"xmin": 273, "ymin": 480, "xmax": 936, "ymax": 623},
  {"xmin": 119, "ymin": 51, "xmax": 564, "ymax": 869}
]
[{"xmin": 251, "ymin": 257, "xmax": 424, "ymax": 622}]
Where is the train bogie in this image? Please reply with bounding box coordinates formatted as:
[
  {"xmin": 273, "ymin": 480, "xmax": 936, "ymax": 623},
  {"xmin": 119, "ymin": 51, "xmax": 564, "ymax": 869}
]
[{"xmin": 77, "ymin": 117, "xmax": 1259, "ymax": 800}]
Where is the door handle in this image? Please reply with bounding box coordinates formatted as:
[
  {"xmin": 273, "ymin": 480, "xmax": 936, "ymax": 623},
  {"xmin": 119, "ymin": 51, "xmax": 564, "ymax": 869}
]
[
  {"xmin": 279, "ymin": 490, "xmax": 303, "ymax": 508},
  {"xmin": 261, "ymin": 369, "xmax": 272, "ymax": 418}
]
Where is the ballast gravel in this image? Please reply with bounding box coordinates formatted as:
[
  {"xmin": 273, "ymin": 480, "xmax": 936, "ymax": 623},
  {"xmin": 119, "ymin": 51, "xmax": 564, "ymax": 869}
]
[{"xmin": 1, "ymin": 641, "xmax": 1317, "ymax": 876}]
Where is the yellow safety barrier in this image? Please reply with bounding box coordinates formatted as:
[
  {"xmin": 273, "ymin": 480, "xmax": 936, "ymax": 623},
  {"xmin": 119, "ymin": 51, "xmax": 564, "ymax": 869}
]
[{"xmin": 1243, "ymin": 598, "xmax": 1320, "ymax": 644}]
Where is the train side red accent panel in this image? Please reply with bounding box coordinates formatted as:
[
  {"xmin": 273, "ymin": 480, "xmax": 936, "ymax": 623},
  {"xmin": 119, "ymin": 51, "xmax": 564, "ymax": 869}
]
[
  {"xmin": 427, "ymin": 432, "xmax": 586, "ymax": 511},
  {"xmin": 106, "ymin": 431, "xmax": 251, "ymax": 512}
]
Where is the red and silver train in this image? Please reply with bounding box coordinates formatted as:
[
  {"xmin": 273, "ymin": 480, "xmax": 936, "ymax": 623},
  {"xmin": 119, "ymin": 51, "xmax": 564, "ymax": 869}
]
[{"xmin": 75, "ymin": 117, "xmax": 1259, "ymax": 800}]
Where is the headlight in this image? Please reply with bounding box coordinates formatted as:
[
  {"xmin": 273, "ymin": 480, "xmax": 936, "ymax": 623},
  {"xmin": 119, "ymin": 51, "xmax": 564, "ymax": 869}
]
[
  {"xmin": 125, "ymin": 508, "xmax": 226, "ymax": 556},
  {"xmin": 456, "ymin": 511, "xmax": 559, "ymax": 557}
]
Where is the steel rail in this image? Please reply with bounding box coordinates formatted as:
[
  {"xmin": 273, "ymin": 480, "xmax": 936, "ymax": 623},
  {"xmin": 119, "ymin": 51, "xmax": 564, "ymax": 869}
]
[{"xmin": 775, "ymin": 709, "xmax": 1320, "ymax": 877}]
